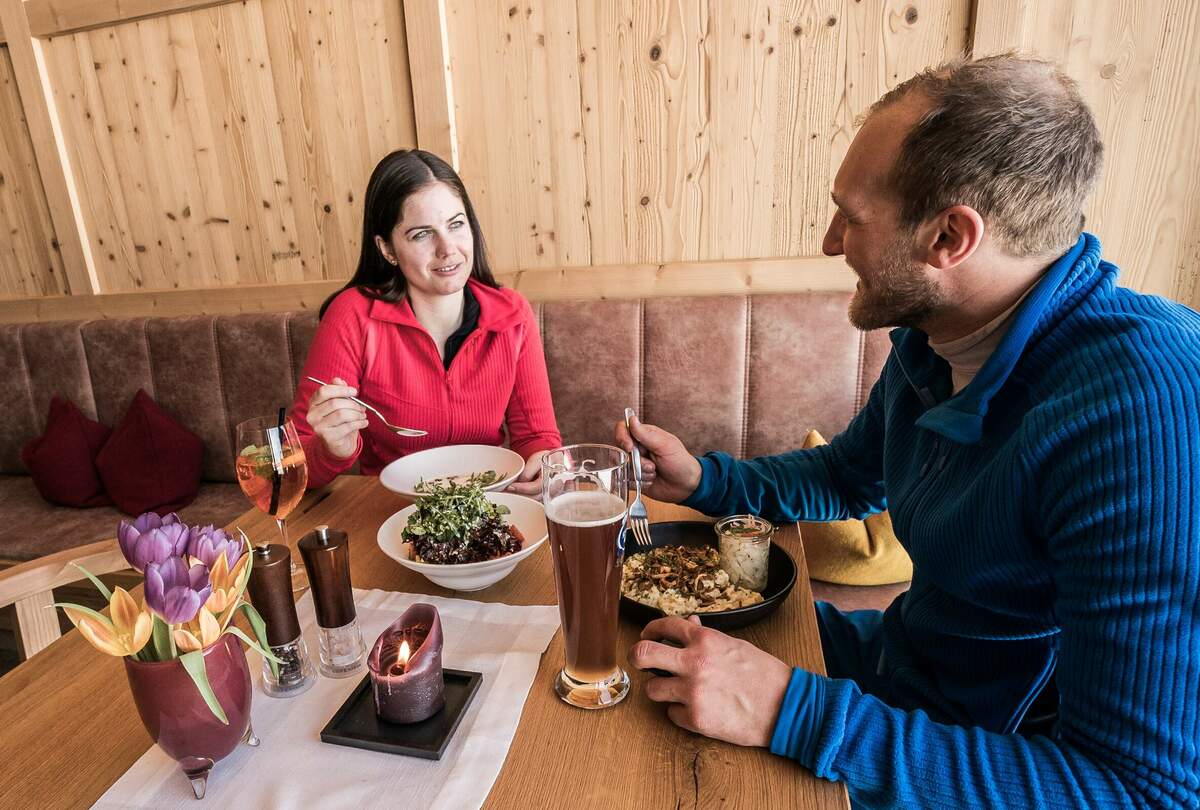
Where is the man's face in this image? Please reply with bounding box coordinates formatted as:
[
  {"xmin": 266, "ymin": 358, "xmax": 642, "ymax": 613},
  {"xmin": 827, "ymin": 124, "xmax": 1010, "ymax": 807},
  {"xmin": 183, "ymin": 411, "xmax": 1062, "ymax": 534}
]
[{"xmin": 823, "ymin": 98, "xmax": 942, "ymax": 331}]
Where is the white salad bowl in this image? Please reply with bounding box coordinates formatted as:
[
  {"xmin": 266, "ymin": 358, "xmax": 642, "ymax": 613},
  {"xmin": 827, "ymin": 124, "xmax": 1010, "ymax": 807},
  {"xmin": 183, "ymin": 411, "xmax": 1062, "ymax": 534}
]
[
  {"xmin": 379, "ymin": 444, "xmax": 525, "ymax": 499},
  {"xmin": 376, "ymin": 492, "xmax": 548, "ymax": 591}
]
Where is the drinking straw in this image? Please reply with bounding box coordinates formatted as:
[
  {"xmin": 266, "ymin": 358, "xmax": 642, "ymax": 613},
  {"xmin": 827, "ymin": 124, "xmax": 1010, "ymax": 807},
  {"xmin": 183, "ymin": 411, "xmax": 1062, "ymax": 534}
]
[{"xmin": 269, "ymin": 406, "xmax": 285, "ymax": 515}]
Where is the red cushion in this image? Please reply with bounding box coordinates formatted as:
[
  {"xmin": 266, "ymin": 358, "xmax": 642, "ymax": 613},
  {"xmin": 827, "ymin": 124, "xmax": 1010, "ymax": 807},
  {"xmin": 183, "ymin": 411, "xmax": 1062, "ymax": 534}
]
[
  {"xmin": 20, "ymin": 397, "xmax": 112, "ymax": 508},
  {"xmin": 96, "ymin": 389, "xmax": 205, "ymax": 516}
]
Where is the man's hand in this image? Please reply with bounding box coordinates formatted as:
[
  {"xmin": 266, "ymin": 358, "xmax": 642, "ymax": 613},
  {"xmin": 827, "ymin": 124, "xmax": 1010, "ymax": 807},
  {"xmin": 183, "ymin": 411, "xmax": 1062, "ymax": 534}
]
[
  {"xmin": 505, "ymin": 449, "xmax": 549, "ymax": 496},
  {"xmin": 613, "ymin": 413, "xmax": 703, "ymax": 504},
  {"xmin": 628, "ymin": 616, "xmax": 793, "ymax": 747}
]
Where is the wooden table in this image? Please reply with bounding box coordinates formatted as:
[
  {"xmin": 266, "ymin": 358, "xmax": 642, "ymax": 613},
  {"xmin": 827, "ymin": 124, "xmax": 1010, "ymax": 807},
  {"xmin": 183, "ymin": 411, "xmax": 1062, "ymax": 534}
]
[{"xmin": 0, "ymin": 476, "xmax": 848, "ymax": 809}]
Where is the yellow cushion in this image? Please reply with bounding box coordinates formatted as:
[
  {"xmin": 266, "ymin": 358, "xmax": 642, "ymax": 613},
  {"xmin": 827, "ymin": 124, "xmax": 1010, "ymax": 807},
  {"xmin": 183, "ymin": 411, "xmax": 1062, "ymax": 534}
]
[{"xmin": 798, "ymin": 429, "xmax": 912, "ymax": 586}]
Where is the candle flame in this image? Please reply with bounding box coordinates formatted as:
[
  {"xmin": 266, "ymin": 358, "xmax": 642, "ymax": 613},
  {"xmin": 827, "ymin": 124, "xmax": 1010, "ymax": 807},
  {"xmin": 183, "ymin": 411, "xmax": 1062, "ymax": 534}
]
[{"xmin": 398, "ymin": 640, "xmax": 411, "ymax": 670}]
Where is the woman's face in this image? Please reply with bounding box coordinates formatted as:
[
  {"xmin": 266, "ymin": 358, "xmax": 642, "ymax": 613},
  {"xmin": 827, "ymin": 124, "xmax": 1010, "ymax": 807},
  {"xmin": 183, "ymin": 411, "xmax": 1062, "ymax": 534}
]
[{"xmin": 375, "ymin": 182, "xmax": 474, "ymax": 300}]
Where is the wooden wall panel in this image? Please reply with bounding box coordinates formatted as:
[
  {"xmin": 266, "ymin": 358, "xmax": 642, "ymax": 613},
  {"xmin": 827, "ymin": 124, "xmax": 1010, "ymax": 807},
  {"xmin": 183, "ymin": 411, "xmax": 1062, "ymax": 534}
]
[
  {"xmin": 0, "ymin": 0, "xmax": 98, "ymax": 293},
  {"xmin": 0, "ymin": 45, "xmax": 67, "ymax": 296},
  {"xmin": 973, "ymin": 0, "xmax": 1200, "ymax": 307},
  {"xmin": 32, "ymin": 0, "xmax": 416, "ymax": 294},
  {"xmin": 447, "ymin": 0, "xmax": 971, "ymax": 270},
  {"xmin": 3, "ymin": 0, "xmax": 1199, "ymax": 317},
  {"xmin": 15, "ymin": 0, "xmax": 239, "ymax": 41},
  {"xmin": 445, "ymin": 0, "xmax": 590, "ymax": 270},
  {"xmin": 404, "ymin": 0, "xmax": 457, "ymax": 164}
]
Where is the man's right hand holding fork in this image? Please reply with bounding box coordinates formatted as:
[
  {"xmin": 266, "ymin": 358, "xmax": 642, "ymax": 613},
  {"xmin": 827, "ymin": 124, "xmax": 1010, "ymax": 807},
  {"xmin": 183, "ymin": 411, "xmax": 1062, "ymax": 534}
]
[{"xmin": 613, "ymin": 412, "xmax": 703, "ymax": 505}]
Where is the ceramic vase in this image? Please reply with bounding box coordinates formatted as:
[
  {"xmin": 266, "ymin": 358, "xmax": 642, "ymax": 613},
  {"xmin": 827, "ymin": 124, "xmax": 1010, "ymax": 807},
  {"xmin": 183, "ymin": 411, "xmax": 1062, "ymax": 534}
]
[{"xmin": 124, "ymin": 634, "xmax": 257, "ymax": 799}]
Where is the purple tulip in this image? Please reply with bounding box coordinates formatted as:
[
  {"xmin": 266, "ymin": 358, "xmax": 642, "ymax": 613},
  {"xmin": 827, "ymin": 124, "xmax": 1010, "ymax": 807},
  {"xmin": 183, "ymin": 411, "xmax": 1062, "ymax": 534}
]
[
  {"xmin": 117, "ymin": 512, "xmax": 188, "ymax": 572},
  {"xmin": 187, "ymin": 525, "xmax": 243, "ymax": 571},
  {"xmin": 144, "ymin": 558, "xmax": 212, "ymax": 625}
]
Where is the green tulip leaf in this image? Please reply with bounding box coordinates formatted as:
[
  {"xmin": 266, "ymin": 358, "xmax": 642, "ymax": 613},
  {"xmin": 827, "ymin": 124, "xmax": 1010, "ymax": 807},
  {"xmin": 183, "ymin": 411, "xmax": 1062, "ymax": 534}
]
[
  {"xmin": 180, "ymin": 650, "xmax": 229, "ymax": 725},
  {"xmin": 224, "ymin": 625, "xmax": 283, "ymax": 667},
  {"xmin": 71, "ymin": 563, "xmax": 113, "ymax": 601},
  {"xmin": 235, "ymin": 601, "xmax": 279, "ymax": 679},
  {"xmin": 151, "ymin": 616, "xmax": 172, "ymax": 661}
]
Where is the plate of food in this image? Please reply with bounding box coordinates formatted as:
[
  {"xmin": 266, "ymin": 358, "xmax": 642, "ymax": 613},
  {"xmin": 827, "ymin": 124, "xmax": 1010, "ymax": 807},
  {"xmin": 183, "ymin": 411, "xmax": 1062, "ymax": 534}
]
[
  {"xmin": 379, "ymin": 444, "xmax": 524, "ymax": 499},
  {"xmin": 377, "ymin": 479, "xmax": 547, "ymax": 591},
  {"xmin": 620, "ymin": 521, "xmax": 797, "ymax": 631}
]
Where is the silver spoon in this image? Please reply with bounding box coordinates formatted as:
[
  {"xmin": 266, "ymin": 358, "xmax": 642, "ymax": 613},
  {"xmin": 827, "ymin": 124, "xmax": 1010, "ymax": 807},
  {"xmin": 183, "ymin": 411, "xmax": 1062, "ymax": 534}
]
[{"xmin": 305, "ymin": 376, "xmax": 428, "ymax": 437}]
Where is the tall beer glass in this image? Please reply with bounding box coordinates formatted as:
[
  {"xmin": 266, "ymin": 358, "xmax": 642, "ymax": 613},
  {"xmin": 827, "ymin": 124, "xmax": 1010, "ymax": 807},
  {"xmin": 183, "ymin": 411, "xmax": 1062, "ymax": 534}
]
[{"xmin": 542, "ymin": 445, "xmax": 630, "ymax": 709}]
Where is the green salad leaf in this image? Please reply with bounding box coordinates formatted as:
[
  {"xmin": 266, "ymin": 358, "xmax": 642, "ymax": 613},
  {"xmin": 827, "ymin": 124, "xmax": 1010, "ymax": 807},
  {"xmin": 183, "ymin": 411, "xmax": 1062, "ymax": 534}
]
[
  {"xmin": 414, "ymin": 469, "xmax": 500, "ymax": 493},
  {"xmin": 402, "ymin": 479, "xmax": 517, "ymax": 564}
]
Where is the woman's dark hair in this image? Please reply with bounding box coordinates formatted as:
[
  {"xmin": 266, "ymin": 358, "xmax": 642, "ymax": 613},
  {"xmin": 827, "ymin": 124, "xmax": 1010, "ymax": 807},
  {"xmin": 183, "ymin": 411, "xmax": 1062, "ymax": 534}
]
[{"xmin": 319, "ymin": 149, "xmax": 499, "ymax": 318}]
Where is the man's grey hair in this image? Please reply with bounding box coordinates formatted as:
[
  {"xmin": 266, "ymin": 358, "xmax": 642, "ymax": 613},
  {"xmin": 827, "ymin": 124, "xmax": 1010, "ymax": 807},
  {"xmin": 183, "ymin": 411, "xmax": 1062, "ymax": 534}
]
[{"xmin": 874, "ymin": 54, "xmax": 1103, "ymax": 258}]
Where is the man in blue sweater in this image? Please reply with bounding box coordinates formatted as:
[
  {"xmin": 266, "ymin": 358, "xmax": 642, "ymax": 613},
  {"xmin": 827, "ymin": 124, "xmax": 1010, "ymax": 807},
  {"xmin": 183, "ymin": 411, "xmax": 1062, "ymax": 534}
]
[{"xmin": 620, "ymin": 55, "xmax": 1200, "ymax": 808}]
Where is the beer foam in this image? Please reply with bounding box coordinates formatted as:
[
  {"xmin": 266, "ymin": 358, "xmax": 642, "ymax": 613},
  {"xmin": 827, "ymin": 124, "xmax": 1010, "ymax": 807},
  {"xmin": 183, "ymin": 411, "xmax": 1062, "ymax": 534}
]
[{"xmin": 546, "ymin": 490, "xmax": 627, "ymax": 527}]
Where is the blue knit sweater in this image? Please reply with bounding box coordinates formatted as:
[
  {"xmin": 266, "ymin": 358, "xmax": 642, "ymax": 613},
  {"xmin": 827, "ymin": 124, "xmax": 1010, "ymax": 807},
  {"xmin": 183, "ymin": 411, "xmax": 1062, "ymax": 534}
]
[{"xmin": 684, "ymin": 235, "xmax": 1200, "ymax": 808}]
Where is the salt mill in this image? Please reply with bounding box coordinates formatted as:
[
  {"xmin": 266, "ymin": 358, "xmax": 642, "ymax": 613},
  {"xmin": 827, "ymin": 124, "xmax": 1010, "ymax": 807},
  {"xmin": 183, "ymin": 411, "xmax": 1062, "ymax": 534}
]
[{"xmin": 298, "ymin": 524, "xmax": 367, "ymax": 677}]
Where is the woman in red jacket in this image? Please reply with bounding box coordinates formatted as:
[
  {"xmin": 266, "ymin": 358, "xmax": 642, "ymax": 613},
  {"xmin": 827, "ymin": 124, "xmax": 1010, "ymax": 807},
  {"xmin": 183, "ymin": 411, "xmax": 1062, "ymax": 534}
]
[{"xmin": 291, "ymin": 149, "xmax": 562, "ymax": 494}]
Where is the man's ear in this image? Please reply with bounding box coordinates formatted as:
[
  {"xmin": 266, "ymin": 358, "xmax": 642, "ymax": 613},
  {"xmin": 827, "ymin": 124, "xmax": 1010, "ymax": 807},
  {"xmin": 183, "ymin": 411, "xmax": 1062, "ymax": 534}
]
[
  {"xmin": 374, "ymin": 235, "xmax": 397, "ymax": 266},
  {"xmin": 914, "ymin": 205, "xmax": 985, "ymax": 270}
]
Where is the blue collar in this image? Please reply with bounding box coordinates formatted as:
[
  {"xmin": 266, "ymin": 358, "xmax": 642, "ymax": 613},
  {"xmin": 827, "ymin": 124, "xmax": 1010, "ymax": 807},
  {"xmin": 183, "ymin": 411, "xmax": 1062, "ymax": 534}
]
[{"xmin": 890, "ymin": 233, "xmax": 1102, "ymax": 444}]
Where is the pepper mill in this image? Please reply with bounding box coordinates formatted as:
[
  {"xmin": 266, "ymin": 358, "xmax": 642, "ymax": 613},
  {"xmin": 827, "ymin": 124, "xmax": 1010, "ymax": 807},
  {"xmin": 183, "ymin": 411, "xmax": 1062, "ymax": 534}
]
[
  {"xmin": 299, "ymin": 524, "xmax": 366, "ymax": 677},
  {"xmin": 246, "ymin": 543, "xmax": 317, "ymax": 697}
]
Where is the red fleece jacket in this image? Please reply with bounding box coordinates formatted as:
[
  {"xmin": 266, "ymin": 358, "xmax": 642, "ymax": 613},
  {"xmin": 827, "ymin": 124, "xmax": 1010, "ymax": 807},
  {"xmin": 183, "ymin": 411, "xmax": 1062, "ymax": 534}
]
[{"xmin": 291, "ymin": 280, "xmax": 562, "ymax": 487}]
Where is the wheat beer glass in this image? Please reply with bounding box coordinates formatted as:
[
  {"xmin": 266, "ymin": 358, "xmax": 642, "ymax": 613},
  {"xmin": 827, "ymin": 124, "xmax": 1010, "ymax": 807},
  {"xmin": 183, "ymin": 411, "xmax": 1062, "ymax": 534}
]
[{"xmin": 542, "ymin": 444, "xmax": 630, "ymax": 709}]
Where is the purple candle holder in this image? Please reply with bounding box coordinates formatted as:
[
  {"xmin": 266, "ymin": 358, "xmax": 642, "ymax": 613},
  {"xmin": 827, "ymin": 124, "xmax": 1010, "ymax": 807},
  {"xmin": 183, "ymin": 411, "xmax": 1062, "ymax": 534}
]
[{"xmin": 369, "ymin": 603, "xmax": 446, "ymax": 724}]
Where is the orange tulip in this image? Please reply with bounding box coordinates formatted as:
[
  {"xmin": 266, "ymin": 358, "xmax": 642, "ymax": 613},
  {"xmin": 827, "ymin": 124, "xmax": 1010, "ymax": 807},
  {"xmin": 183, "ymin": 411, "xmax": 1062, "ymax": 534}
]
[
  {"xmin": 173, "ymin": 606, "xmax": 222, "ymax": 652},
  {"xmin": 203, "ymin": 548, "xmax": 251, "ymax": 629},
  {"xmin": 61, "ymin": 587, "xmax": 152, "ymax": 658}
]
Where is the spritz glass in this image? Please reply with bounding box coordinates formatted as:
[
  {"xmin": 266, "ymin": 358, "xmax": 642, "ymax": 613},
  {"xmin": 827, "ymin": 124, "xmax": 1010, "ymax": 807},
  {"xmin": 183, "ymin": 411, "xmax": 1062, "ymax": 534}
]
[{"xmin": 235, "ymin": 416, "xmax": 309, "ymax": 590}]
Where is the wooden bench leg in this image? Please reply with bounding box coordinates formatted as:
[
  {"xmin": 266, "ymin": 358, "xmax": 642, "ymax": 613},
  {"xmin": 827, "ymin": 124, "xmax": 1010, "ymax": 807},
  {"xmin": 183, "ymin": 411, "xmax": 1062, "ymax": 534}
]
[{"xmin": 15, "ymin": 591, "xmax": 61, "ymax": 660}]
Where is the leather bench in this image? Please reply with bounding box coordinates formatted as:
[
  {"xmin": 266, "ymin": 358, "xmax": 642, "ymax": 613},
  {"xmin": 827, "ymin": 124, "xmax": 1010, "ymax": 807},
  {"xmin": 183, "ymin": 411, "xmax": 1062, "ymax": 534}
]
[{"xmin": 0, "ymin": 292, "xmax": 890, "ymax": 567}]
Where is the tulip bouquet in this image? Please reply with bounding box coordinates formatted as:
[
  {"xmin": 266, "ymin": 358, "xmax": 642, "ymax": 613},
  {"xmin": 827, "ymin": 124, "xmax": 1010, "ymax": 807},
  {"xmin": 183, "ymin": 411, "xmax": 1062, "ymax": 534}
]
[{"xmin": 56, "ymin": 512, "xmax": 280, "ymax": 724}]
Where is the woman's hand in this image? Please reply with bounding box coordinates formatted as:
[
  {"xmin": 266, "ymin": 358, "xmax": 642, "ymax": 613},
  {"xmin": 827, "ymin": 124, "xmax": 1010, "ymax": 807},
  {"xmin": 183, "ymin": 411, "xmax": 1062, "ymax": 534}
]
[
  {"xmin": 505, "ymin": 449, "xmax": 550, "ymax": 497},
  {"xmin": 305, "ymin": 376, "xmax": 368, "ymax": 459}
]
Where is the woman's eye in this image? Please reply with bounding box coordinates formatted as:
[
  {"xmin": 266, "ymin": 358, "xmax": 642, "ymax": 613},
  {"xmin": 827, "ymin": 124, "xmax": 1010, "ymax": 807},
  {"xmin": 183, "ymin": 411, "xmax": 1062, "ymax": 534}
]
[
  {"xmin": 413, "ymin": 230, "xmax": 430, "ymax": 240},
  {"xmin": 449, "ymin": 219, "xmax": 465, "ymax": 230}
]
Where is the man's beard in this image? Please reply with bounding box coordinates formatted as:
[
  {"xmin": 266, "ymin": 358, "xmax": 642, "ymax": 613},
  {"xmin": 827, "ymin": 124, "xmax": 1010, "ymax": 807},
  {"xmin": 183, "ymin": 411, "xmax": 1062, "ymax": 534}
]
[{"xmin": 847, "ymin": 234, "xmax": 941, "ymax": 331}]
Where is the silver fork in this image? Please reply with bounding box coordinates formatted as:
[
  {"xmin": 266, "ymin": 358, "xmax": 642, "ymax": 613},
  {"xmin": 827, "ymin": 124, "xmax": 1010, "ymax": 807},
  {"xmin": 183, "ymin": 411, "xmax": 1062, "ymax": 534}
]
[
  {"xmin": 305, "ymin": 376, "xmax": 428, "ymax": 437},
  {"xmin": 624, "ymin": 407, "xmax": 653, "ymax": 549}
]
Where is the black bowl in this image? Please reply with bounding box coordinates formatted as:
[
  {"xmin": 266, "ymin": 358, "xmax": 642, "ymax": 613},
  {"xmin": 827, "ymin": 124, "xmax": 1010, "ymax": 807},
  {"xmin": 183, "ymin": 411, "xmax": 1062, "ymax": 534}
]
[{"xmin": 620, "ymin": 521, "xmax": 797, "ymax": 632}]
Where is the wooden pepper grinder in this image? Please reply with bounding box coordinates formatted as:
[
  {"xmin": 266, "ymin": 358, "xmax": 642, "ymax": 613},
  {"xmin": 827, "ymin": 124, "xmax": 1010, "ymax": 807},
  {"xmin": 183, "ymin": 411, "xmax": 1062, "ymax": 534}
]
[{"xmin": 246, "ymin": 543, "xmax": 317, "ymax": 696}]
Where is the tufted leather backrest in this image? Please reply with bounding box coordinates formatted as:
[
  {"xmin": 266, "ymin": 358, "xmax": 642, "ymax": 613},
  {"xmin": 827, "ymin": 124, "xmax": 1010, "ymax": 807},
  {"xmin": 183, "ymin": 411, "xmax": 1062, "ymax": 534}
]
[{"xmin": 0, "ymin": 292, "xmax": 889, "ymax": 482}]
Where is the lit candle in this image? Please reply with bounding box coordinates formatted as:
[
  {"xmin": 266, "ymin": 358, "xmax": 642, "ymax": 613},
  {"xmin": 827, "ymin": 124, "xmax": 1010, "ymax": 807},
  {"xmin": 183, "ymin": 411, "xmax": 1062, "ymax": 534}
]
[{"xmin": 369, "ymin": 603, "xmax": 445, "ymax": 724}]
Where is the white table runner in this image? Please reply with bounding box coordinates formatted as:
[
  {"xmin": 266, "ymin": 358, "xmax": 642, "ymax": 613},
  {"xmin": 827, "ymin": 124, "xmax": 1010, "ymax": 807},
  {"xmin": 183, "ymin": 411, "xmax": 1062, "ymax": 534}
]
[{"xmin": 94, "ymin": 589, "xmax": 560, "ymax": 809}]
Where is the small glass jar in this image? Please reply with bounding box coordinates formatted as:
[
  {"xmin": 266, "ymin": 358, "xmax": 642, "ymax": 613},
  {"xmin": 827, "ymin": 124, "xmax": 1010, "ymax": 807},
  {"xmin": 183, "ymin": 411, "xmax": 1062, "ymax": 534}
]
[{"xmin": 714, "ymin": 515, "xmax": 773, "ymax": 592}]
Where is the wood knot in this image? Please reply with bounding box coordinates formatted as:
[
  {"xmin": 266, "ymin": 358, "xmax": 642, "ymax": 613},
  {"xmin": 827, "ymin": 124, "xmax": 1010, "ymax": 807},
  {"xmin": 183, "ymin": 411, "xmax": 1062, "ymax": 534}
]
[
  {"xmin": 639, "ymin": 196, "xmax": 650, "ymax": 206},
  {"xmin": 1100, "ymin": 63, "xmax": 1117, "ymax": 79},
  {"xmin": 649, "ymin": 44, "xmax": 661, "ymax": 61},
  {"xmin": 826, "ymin": 15, "xmax": 837, "ymax": 26},
  {"xmin": 904, "ymin": 6, "xmax": 918, "ymax": 24}
]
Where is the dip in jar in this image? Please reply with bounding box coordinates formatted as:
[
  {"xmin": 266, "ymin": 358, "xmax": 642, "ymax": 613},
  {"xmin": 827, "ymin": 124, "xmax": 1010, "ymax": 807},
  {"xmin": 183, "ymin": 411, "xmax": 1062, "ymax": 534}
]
[{"xmin": 714, "ymin": 515, "xmax": 773, "ymax": 592}]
